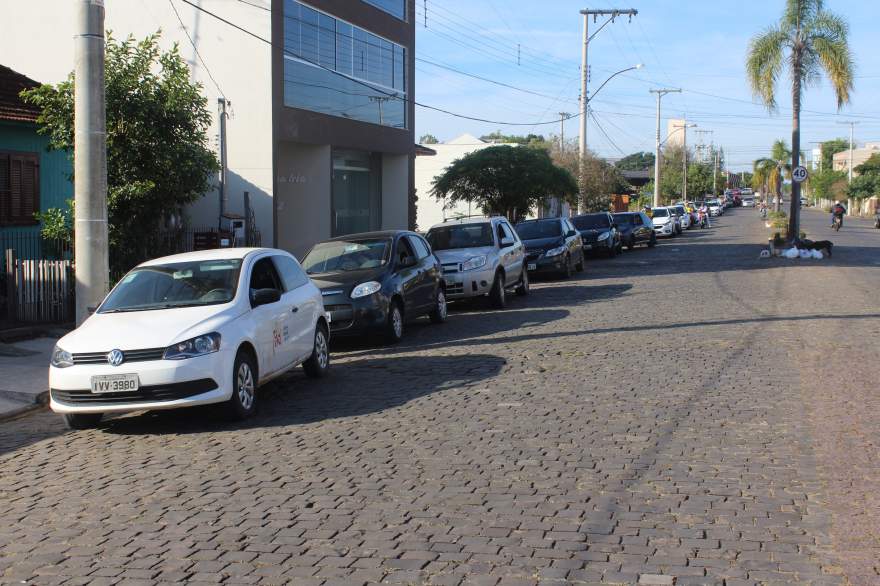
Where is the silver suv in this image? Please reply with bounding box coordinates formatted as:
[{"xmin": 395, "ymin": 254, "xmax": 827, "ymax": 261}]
[{"xmin": 426, "ymin": 216, "xmax": 528, "ymax": 308}]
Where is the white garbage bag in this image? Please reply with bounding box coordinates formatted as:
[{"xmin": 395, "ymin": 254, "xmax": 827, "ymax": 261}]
[
  {"xmin": 799, "ymin": 249, "xmax": 812, "ymax": 259},
  {"xmin": 783, "ymin": 247, "xmax": 800, "ymax": 259},
  {"xmin": 811, "ymin": 249, "xmax": 823, "ymax": 259}
]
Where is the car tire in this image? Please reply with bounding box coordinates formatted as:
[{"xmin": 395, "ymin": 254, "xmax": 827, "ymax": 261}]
[
  {"xmin": 303, "ymin": 322, "xmax": 330, "ymax": 378},
  {"xmin": 561, "ymin": 255, "xmax": 572, "ymax": 279},
  {"xmin": 515, "ymin": 266, "xmax": 530, "ymax": 296},
  {"xmin": 575, "ymin": 253, "xmax": 585, "ymax": 271},
  {"xmin": 429, "ymin": 287, "xmax": 448, "ymax": 323},
  {"xmin": 489, "ymin": 272, "xmax": 507, "ymax": 309},
  {"xmin": 647, "ymin": 234, "xmax": 657, "ymax": 248},
  {"xmin": 626, "ymin": 237, "xmax": 635, "ymax": 251},
  {"xmin": 226, "ymin": 350, "xmax": 257, "ymax": 421},
  {"xmin": 63, "ymin": 413, "xmax": 102, "ymax": 430},
  {"xmin": 384, "ymin": 300, "xmax": 404, "ymax": 343},
  {"xmin": 607, "ymin": 245, "xmax": 616, "ymax": 259}
]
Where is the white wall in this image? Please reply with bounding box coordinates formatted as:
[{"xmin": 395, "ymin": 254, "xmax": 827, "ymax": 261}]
[{"xmin": 0, "ymin": 0, "xmax": 274, "ymax": 242}]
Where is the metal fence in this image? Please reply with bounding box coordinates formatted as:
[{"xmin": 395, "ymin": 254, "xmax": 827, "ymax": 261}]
[{"xmin": 4, "ymin": 251, "xmax": 74, "ymax": 323}]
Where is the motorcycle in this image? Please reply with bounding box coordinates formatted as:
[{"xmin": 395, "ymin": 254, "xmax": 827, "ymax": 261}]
[
  {"xmin": 832, "ymin": 215, "xmax": 843, "ymax": 231},
  {"xmin": 874, "ymin": 212, "xmax": 880, "ymax": 229}
]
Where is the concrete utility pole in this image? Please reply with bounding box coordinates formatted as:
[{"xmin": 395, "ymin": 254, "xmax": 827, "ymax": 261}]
[
  {"xmin": 218, "ymin": 97, "xmax": 229, "ymax": 222},
  {"xmin": 578, "ymin": 8, "xmax": 637, "ymax": 212},
  {"xmin": 74, "ymin": 0, "xmax": 109, "ymax": 326},
  {"xmin": 558, "ymin": 112, "xmax": 571, "ymax": 153},
  {"xmin": 649, "ymin": 88, "xmax": 680, "ymax": 208},
  {"xmin": 713, "ymin": 149, "xmax": 719, "ymax": 196},
  {"xmin": 837, "ymin": 121, "xmax": 858, "ymax": 183}
]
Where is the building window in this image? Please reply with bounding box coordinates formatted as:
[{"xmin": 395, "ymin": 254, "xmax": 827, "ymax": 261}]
[
  {"xmin": 0, "ymin": 151, "xmax": 40, "ymax": 226},
  {"xmin": 363, "ymin": 0, "xmax": 406, "ymax": 21},
  {"xmin": 332, "ymin": 150, "xmax": 382, "ymax": 237},
  {"xmin": 283, "ymin": 0, "xmax": 408, "ymax": 129}
]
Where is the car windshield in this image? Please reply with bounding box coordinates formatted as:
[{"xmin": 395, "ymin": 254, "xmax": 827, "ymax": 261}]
[
  {"xmin": 571, "ymin": 215, "xmax": 610, "ymax": 229},
  {"xmin": 515, "ymin": 220, "xmax": 562, "ymax": 240},
  {"xmin": 612, "ymin": 214, "xmax": 634, "ymax": 225},
  {"xmin": 99, "ymin": 259, "xmax": 243, "ymax": 313},
  {"xmin": 652, "ymin": 208, "xmax": 669, "ymax": 217},
  {"xmin": 303, "ymin": 239, "xmax": 390, "ymax": 273},
  {"xmin": 427, "ymin": 223, "xmax": 494, "ymax": 250}
]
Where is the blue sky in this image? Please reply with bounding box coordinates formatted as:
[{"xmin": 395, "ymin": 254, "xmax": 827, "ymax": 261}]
[{"xmin": 414, "ymin": 0, "xmax": 880, "ymax": 170}]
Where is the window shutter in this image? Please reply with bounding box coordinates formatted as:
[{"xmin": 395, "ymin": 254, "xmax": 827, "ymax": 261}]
[{"xmin": 0, "ymin": 151, "xmax": 39, "ymax": 226}]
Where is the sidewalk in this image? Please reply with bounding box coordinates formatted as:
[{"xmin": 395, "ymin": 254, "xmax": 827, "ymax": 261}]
[{"xmin": 0, "ymin": 336, "xmax": 56, "ymax": 421}]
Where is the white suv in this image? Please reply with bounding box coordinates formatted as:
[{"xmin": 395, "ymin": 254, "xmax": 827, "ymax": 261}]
[
  {"xmin": 651, "ymin": 207, "xmax": 676, "ymax": 237},
  {"xmin": 49, "ymin": 248, "xmax": 329, "ymax": 428},
  {"xmin": 426, "ymin": 216, "xmax": 528, "ymax": 308}
]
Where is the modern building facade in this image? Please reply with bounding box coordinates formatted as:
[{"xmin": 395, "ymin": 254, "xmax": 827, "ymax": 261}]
[
  {"xmin": 833, "ymin": 142, "xmax": 880, "ymax": 176},
  {"xmin": 0, "ymin": 0, "xmax": 414, "ymax": 259},
  {"xmin": 272, "ymin": 0, "xmax": 415, "ymax": 255}
]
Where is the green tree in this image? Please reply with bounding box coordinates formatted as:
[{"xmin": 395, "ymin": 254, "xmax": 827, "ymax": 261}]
[
  {"xmin": 419, "ymin": 134, "xmax": 439, "ymax": 144},
  {"xmin": 21, "ymin": 32, "xmax": 219, "ymax": 274},
  {"xmin": 615, "ymin": 151, "xmax": 655, "ymax": 171},
  {"xmin": 431, "ymin": 146, "xmax": 577, "ymax": 220},
  {"xmin": 479, "ymin": 131, "xmax": 546, "ymax": 145},
  {"xmin": 747, "ymin": 0, "xmax": 855, "ymax": 241},
  {"xmin": 580, "ymin": 152, "xmax": 630, "ymax": 212},
  {"xmin": 753, "ymin": 140, "xmax": 793, "ymax": 210},
  {"xmin": 820, "ymin": 138, "xmax": 849, "ymax": 170},
  {"xmin": 854, "ymin": 152, "xmax": 880, "ymax": 175}
]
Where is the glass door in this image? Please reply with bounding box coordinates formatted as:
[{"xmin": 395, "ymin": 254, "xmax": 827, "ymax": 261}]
[{"xmin": 332, "ymin": 150, "xmax": 381, "ymax": 236}]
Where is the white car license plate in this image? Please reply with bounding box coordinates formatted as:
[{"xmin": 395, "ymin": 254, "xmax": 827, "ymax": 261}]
[
  {"xmin": 91, "ymin": 374, "xmax": 139, "ymax": 393},
  {"xmin": 527, "ymin": 263, "xmax": 537, "ymax": 271}
]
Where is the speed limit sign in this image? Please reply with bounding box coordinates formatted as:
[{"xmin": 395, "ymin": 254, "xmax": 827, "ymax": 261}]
[{"xmin": 792, "ymin": 166, "xmax": 808, "ymax": 183}]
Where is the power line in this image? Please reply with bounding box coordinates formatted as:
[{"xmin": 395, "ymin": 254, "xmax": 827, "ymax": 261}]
[
  {"xmin": 179, "ymin": 0, "xmax": 579, "ymax": 127},
  {"xmin": 417, "ymin": 58, "xmax": 576, "ymax": 102},
  {"xmin": 589, "ymin": 110, "xmax": 626, "ymax": 156},
  {"xmin": 168, "ymin": 0, "xmax": 225, "ymax": 98}
]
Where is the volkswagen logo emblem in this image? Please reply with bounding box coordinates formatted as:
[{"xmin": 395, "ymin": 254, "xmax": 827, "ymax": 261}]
[{"xmin": 107, "ymin": 349, "xmax": 124, "ymax": 367}]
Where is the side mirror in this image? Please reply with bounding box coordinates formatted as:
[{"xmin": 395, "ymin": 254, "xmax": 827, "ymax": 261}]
[
  {"xmin": 612, "ymin": 223, "xmax": 618, "ymax": 229},
  {"xmin": 251, "ymin": 288, "xmax": 281, "ymax": 307},
  {"xmin": 500, "ymin": 236, "xmax": 515, "ymax": 247},
  {"xmin": 399, "ymin": 256, "xmax": 417, "ymax": 268},
  {"xmin": 566, "ymin": 229, "xmax": 577, "ymax": 238}
]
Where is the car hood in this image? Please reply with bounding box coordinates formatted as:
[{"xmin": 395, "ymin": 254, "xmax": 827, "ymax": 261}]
[
  {"xmin": 652, "ymin": 216, "xmax": 672, "ymax": 224},
  {"xmin": 58, "ymin": 304, "xmax": 243, "ymax": 352},
  {"xmin": 521, "ymin": 236, "xmax": 564, "ymax": 251},
  {"xmin": 577, "ymin": 228, "xmax": 611, "ymax": 238},
  {"xmin": 433, "ymin": 246, "xmax": 496, "ymax": 265},
  {"xmin": 309, "ymin": 269, "xmax": 385, "ymax": 297}
]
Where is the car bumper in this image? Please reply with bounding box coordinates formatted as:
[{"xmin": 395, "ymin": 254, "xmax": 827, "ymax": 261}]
[
  {"xmin": 653, "ymin": 224, "xmax": 674, "ymax": 236},
  {"xmin": 526, "ymin": 254, "xmax": 567, "ymax": 274},
  {"xmin": 582, "ymin": 239, "xmax": 614, "ymax": 252},
  {"xmin": 442, "ymin": 267, "xmax": 495, "ymax": 299},
  {"xmin": 49, "ymin": 349, "xmax": 234, "ymax": 414},
  {"xmin": 322, "ymin": 294, "xmax": 389, "ymax": 335}
]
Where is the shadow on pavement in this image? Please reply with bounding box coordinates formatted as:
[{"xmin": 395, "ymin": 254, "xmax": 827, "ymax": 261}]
[{"xmin": 99, "ymin": 353, "xmax": 507, "ymax": 435}]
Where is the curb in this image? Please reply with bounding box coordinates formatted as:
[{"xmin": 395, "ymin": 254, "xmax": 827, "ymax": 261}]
[{"xmin": 0, "ymin": 401, "xmax": 46, "ymax": 423}]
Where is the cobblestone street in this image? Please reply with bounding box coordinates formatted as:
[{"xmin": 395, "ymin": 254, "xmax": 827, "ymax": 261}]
[{"xmin": 1, "ymin": 208, "xmax": 878, "ymax": 585}]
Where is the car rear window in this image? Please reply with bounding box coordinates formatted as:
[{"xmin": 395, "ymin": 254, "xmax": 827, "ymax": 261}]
[{"xmin": 426, "ymin": 224, "xmax": 494, "ymax": 250}]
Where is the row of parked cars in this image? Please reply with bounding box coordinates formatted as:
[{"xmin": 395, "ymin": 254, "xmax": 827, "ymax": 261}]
[{"xmin": 47, "ymin": 209, "xmax": 681, "ymax": 429}]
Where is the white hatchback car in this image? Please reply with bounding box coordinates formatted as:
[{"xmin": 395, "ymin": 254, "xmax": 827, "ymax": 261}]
[{"xmin": 49, "ymin": 248, "xmax": 329, "ymax": 429}]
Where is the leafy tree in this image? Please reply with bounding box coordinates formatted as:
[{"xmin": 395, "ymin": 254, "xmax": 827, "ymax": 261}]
[
  {"xmin": 615, "ymin": 151, "xmax": 655, "ymax": 171},
  {"xmin": 431, "ymin": 146, "xmax": 577, "ymax": 220},
  {"xmin": 580, "ymin": 153, "xmax": 629, "ymax": 212},
  {"xmin": 820, "ymin": 138, "xmax": 849, "ymax": 170},
  {"xmin": 747, "ymin": 0, "xmax": 855, "ymax": 240},
  {"xmin": 419, "ymin": 134, "xmax": 439, "ymax": 144},
  {"xmin": 809, "ymin": 169, "xmax": 847, "ymax": 200},
  {"xmin": 479, "ymin": 131, "xmax": 546, "ymax": 145},
  {"xmin": 753, "ymin": 140, "xmax": 793, "ymax": 210},
  {"xmin": 854, "ymin": 152, "xmax": 880, "ymax": 176},
  {"xmin": 846, "ymin": 173, "xmax": 880, "ymax": 200},
  {"xmin": 21, "ymin": 32, "xmax": 219, "ymax": 274}
]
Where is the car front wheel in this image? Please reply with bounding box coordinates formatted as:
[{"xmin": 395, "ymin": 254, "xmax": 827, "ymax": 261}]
[
  {"xmin": 385, "ymin": 301, "xmax": 404, "ymax": 343},
  {"xmin": 516, "ymin": 265, "xmax": 530, "ymax": 296},
  {"xmin": 63, "ymin": 413, "xmax": 102, "ymax": 430},
  {"xmin": 226, "ymin": 350, "xmax": 257, "ymax": 420},
  {"xmin": 489, "ymin": 272, "xmax": 507, "ymax": 308},
  {"xmin": 303, "ymin": 323, "xmax": 330, "ymax": 378},
  {"xmin": 647, "ymin": 234, "xmax": 657, "ymax": 248},
  {"xmin": 429, "ymin": 288, "xmax": 448, "ymax": 323}
]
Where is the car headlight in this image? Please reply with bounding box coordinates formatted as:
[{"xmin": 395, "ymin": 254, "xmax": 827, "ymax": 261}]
[
  {"xmin": 351, "ymin": 281, "xmax": 382, "ymax": 299},
  {"xmin": 461, "ymin": 256, "xmax": 487, "ymax": 271},
  {"xmin": 545, "ymin": 245, "xmax": 567, "ymax": 257},
  {"xmin": 51, "ymin": 346, "xmax": 73, "ymax": 368},
  {"xmin": 597, "ymin": 231, "xmax": 611, "ymax": 241},
  {"xmin": 164, "ymin": 332, "xmax": 221, "ymax": 360}
]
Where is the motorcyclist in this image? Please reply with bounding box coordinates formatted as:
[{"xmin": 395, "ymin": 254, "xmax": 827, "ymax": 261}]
[
  {"xmin": 830, "ymin": 201, "xmax": 847, "ymax": 228},
  {"xmin": 699, "ymin": 202, "xmax": 711, "ymax": 228}
]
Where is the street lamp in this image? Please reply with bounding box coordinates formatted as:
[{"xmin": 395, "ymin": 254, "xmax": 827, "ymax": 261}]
[{"xmin": 589, "ymin": 64, "xmax": 643, "ymax": 105}]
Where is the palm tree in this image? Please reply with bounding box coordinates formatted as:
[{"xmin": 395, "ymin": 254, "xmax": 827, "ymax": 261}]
[
  {"xmin": 754, "ymin": 140, "xmax": 793, "ymax": 212},
  {"xmin": 746, "ymin": 0, "xmax": 854, "ymax": 241}
]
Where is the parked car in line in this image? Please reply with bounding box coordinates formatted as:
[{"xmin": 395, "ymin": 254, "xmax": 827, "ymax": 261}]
[
  {"xmin": 302, "ymin": 231, "xmax": 446, "ymax": 344},
  {"xmin": 651, "ymin": 207, "xmax": 678, "ymax": 238},
  {"xmin": 426, "ymin": 216, "xmax": 528, "ymax": 309},
  {"xmin": 612, "ymin": 211, "xmax": 657, "ymax": 249},
  {"xmin": 669, "ymin": 205, "xmax": 690, "ymax": 232},
  {"xmin": 515, "ymin": 217, "xmax": 585, "ymax": 278},
  {"xmin": 706, "ymin": 199, "xmax": 723, "ymax": 216},
  {"xmin": 49, "ymin": 248, "xmax": 330, "ymax": 428},
  {"xmin": 741, "ymin": 197, "xmax": 755, "ymax": 208},
  {"xmin": 571, "ymin": 212, "xmax": 622, "ymax": 257}
]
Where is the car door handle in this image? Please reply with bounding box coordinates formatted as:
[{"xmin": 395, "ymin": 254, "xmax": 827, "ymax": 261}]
[{"xmin": 291, "ymin": 306, "xmax": 299, "ymax": 313}]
